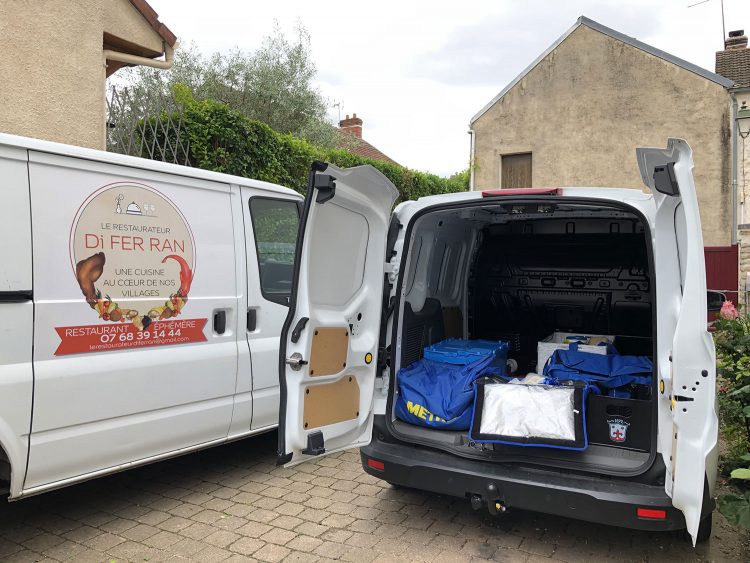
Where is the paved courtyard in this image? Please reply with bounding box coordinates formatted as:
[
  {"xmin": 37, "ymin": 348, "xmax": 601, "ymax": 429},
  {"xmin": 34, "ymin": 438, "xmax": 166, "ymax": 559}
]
[{"xmin": 0, "ymin": 431, "xmax": 746, "ymax": 562}]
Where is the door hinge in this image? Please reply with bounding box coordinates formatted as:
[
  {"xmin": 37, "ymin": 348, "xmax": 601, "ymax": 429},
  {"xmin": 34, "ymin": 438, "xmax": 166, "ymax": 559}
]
[
  {"xmin": 314, "ymin": 174, "xmax": 336, "ymax": 204},
  {"xmin": 653, "ymin": 162, "xmax": 679, "ymax": 196},
  {"xmin": 376, "ymin": 345, "xmax": 391, "ymax": 371},
  {"xmin": 302, "ymin": 430, "xmax": 325, "ymax": 456}
]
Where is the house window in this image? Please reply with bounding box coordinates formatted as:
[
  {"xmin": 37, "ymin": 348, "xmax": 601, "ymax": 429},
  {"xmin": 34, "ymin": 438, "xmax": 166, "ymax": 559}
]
[{"xmin": 501, "ymin": 153, "xmax": 532, "ymax": 188}]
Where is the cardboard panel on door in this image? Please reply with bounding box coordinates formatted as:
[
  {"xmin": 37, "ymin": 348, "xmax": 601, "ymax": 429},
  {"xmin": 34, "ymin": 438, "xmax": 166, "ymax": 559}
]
[
  {"xmin": 304, "ymin": 377, "xmax": 360, "ymax": 429},
  {"xmin": 309, "ymin": 327, "xmax": 348, "ymax": 376}
]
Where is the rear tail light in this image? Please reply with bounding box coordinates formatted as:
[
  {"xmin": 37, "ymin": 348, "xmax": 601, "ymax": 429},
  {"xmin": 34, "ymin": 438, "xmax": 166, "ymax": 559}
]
[
  {"xmin": 367, "ymin": 458, "xmax": 385, "ymax": 471},
  {"xmin": 637, "ymin": 508, "xmax": 667, "ymax": 520},
  {"xmin": 482, "ymin": 187, "xmax": 559, "ymax": 197}
]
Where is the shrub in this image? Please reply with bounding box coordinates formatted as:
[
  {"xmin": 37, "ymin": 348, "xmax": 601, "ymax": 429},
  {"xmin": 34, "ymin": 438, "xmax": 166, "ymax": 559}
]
[
  {"xmin": 715, "ymin": 303, "xmax": 750, "ymax": 527},
  {"xmin": 159, "ymin": 85, "xmax": 468, "ymax": 201}
]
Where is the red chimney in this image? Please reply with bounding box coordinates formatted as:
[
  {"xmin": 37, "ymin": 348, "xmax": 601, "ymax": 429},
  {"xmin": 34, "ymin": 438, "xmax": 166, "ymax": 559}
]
[{"xmin": 339, "ymin": 113, "xmax": 363, "ymax": 139}]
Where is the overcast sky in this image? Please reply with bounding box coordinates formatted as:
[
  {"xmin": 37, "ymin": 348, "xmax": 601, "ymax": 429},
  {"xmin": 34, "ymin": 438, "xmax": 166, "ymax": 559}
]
[{"xmin": 150, "ymin": 0, "xmax": 750, "ymax": 177}]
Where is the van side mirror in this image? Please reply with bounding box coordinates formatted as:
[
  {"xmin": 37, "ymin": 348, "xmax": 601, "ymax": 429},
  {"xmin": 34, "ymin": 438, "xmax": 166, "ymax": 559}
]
[{"xmin": 707, "ymin": 290, "xmax": 727, "ymax": 313}]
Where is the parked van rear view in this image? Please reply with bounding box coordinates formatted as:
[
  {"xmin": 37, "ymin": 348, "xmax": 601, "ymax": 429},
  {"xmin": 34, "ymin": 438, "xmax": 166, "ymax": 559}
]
[{"xmin": 277, "ymin": 138, "xmax": 717, "ymax": 545}]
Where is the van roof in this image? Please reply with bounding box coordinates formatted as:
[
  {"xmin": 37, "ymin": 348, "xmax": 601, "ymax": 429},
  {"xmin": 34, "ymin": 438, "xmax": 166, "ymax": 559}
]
[{"xmin": 0, "ymin": 132, "xmax": 301, "ymax": 198}]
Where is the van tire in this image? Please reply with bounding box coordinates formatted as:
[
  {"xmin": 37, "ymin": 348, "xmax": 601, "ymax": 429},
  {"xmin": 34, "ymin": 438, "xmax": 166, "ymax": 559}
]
[
  {"xmin": 0, "ymin": 446, "xmax": 10, "ymax": 495},
  {"xmin": 695, "ymin": 514, "xmax": 713, "ymax": 543},
  {"xmin": 676, "ymin": 514, "xmax": 712, "ymax": 544}
]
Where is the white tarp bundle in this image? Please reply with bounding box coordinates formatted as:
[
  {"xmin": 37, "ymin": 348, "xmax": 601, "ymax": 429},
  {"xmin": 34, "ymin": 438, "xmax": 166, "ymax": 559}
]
[{"xmin": 479, "ymin": 384, "xmax": 576, "ymax": 441}]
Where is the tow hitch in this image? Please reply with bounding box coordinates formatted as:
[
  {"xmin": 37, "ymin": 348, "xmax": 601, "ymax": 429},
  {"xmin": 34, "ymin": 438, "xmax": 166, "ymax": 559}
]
[
  {"xmin": 489, "ymin": 500, "xmax": 508, "ymax": 515},
  {"xmin": 470, "ymin": 484, "xmax": 508, "ymax": 516}
]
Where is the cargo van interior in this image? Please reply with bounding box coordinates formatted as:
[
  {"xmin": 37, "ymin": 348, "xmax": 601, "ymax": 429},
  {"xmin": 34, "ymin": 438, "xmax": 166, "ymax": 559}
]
[{"xmin": 387, "ymin": 199, "xmax": 657, "ymax": 476}]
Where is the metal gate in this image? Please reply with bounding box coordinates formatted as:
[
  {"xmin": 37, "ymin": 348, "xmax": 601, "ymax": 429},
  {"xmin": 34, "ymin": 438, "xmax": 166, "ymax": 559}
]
[{"xmin": 106, "ymin": 85, "xmax": 191, "ymax": 166}]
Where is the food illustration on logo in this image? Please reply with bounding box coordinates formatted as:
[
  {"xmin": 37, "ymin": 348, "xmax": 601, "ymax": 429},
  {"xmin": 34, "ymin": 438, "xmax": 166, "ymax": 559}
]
[
  {"xmin": 56, "ymin": 183, "xmax": 206, "ymax": 356},
  {"xmin": 74, "ymin": 251, "xmax": 193, "ymax": 331}
]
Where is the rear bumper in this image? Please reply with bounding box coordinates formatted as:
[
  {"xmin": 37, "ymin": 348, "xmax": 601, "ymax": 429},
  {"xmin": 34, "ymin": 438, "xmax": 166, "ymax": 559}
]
[{"xmin": 362, "ymin": 434, "xmax": 689, "ymax": 532}]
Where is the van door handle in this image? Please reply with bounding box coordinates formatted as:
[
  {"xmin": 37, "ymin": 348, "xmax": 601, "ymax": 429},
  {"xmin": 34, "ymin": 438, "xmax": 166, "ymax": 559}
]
[
  {"xmin": 291, "ymin": 317, "xmax": 309, "ymax": 343},
  {"xmin": 213, "ymin": 310, "xmax": 226, "ymax": 335},
  {"xmin": 247, "ymin": 309, "xmax": 257, "ymax": 332},
  {"xmin": 0, "ymin": 290, "xmax": 33, "ymax": 303},
  {"xmin": 672, "ymin": 395, "xmax": 695, "ymax": 402}
]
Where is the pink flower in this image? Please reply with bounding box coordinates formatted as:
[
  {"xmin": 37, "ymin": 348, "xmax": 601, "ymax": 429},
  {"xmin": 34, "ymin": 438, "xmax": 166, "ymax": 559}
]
[{"xmin": 720, "ymin": 300, "xmax": 739, "ymax": 320}]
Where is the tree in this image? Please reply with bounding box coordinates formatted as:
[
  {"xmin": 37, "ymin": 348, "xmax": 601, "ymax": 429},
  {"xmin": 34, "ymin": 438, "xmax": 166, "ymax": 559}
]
[{"xmin": 115, "ymin": 23, "xmax": 338, "ymax": 147}]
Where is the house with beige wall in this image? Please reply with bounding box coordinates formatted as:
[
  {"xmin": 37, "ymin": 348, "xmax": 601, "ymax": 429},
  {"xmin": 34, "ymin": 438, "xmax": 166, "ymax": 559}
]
[
  {"xmin": 717, "ymin": 31, "xmax": 750, "ymax": 298},
  {"xmin": 470, "ymin": 16, "xmax": 750, "ymax": 302},
  {"xmin": 0, "ymin": 0, "xmax": 176, "ymax": 150}
]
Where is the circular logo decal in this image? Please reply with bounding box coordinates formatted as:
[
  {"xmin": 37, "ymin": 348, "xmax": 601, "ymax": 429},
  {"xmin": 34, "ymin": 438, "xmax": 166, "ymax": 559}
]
[{"xmin": 70, "ymin": 183, "xmax": 196, "ymax": 330}]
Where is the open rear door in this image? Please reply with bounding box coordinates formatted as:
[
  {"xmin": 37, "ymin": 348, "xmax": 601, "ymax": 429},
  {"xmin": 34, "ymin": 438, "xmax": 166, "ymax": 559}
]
[
  {"xmin": 637, "ymin": 139, "xmax": 717, "ymax": 544},
  {"xmin": 278, "ymin": 162, "xmax": 398, "ymax": 465}
]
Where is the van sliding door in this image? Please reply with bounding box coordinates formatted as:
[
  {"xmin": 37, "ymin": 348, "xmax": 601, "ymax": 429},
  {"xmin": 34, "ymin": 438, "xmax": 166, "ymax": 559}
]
[
  {"xmin": 25, "ymin": 152, "xmax": 238, "ymax": 492},
  {"xmin": 0, "ymin": 144, "xmax": 34, "ymax": 497}
]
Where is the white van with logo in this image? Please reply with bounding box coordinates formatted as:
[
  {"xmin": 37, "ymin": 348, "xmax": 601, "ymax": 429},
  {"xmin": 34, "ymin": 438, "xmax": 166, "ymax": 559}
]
[
  {"xmin": 0, "ymin": 132, "xmax": 302, "ymax": 498},
  {"xmin": 278, "ymin": 139, "xmax": 718, "ymax": 545}
]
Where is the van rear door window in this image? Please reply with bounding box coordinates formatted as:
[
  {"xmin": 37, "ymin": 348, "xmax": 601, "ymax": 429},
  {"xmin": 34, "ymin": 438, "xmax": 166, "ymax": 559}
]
[{"xmin": 249, "ymin": 197, "xmax": 300, "ymax": 306}]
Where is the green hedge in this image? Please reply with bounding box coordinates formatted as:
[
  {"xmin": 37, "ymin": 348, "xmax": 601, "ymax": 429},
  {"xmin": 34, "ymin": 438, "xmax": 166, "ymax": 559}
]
[{"xmin": 157, "ymin": 85, "xmax": 468, "ymax": 201}]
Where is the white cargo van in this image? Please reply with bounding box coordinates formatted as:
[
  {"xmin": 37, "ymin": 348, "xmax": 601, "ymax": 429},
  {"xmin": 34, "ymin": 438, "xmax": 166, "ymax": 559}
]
[
  {"xmin": 278, "ymin": 139, "xmax": 718, "ymax": 545},
  {"xmin": 0, "ymin": 133, "xmax": 302, "ymax": 498}
]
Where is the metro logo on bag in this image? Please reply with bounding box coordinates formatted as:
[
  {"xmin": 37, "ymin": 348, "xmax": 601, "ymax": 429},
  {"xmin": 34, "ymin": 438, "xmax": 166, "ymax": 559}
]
[
  {"xmin": 405, "ymin": 401, "xmax": 448, "ymax": 423},
  {"xmin": 395, "ymin": 344, "xmax": 504, "ymax": 431}
]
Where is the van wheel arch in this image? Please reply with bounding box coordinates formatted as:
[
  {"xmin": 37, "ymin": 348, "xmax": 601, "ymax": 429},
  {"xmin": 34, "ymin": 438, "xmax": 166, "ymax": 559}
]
[
  {"xmin": 0, "ymin": 444, "xmax": 10, "ymax": 493},
  {"xmin": 675, "ymin": 474, "xmax": 715, "ymax": 544}
]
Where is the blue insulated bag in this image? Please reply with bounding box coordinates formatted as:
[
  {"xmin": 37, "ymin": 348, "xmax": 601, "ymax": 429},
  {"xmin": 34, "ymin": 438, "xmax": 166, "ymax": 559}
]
[
  {"xmin": 543, "ymin": 344, "xmax": 652, "ymax": 396},
  {"xmin": 423, "ymin": 338, "xmax": 509, "ymax": 369},
  {"xmin": 395, "ymin": 352, "xmax": 500, "ymax": 430}
]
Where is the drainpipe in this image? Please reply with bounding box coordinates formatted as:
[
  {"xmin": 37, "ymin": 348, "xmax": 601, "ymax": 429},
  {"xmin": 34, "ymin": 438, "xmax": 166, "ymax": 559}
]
[
  {"xmin": 468, "ymin": 128, "xmax": 476, "ymax": 191},
  {"xmin": 103, "ymin": 40, "xmax": 176, "ymax": 71},
  {"xmin": 731, "ymin": 91, "xmax": 738, "ymax": 245}
]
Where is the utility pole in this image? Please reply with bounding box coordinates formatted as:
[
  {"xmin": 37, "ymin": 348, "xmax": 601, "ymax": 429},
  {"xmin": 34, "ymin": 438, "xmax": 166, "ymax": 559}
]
[{"xmin": 687, "ymin": 0, "xmax": 726, "ymax": 44}]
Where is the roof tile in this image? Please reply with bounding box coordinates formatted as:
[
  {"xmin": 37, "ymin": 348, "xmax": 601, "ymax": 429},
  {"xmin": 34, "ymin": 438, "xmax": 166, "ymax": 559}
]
[
  {"xmin": 716, "ymin": 48, "xmax": 750, "ymax": 88},
  {"xmin": 129, "ymin": 0, "xmax": 177, "ymax": 47},
  {"xmin": 338, "ymin": 133, "xmax": 399, "ymax": 166}
]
